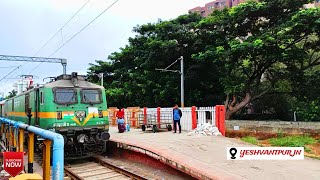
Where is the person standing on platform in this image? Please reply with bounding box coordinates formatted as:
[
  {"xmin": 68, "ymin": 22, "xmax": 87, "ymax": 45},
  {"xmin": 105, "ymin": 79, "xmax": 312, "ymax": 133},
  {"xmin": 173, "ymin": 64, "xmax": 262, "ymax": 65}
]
[
  {"xmin": 173, "ymin": 104, "xmax": 182, "ymax": 133},
  {"xmin": 116, "ymin": 108, "xmax": 125, "ymax": 133}
]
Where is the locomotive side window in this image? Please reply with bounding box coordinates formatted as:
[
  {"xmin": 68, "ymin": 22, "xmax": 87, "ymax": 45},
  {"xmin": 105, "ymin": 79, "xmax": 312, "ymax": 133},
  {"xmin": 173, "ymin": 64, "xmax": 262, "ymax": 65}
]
[
  {"xmin": 40, "ymin": 92, "xmax": 44, "ymax": 104},
  {"xmin": 54, "ymin": 88, "xmax": 77, "ymax": 104},
  {"xmin": 81, "ymin": 89, "xmax": 101, "ymax": 104},
  {"xmin": 25, "ymin": 94, "xmax": 29, "ymax": 113}
]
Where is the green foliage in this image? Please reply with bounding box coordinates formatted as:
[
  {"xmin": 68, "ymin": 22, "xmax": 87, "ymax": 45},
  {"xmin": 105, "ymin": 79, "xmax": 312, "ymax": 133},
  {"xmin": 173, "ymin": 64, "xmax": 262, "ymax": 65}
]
[
  {"xmin": 87, "ymin": 0, "xmax": 320, "ymax": 117},
  {"xmin": 269, "ymin": 136, "xmax": 316, "ymax": 147},
  {"xmin": 286, "ymin": 64, "xmax": 320, "ymax": 121},
  {"xmin": 305, "ymin": 146, "xmax": 312, "ymax": 153},
  {"xmin": 5, "ymin": 90, "xmax": 17, "ymax": 99},
  {"xmin": 277, "ymin": 129, "xmax": 283, "ymax": 138},
  {"xmin": 241, "ymin": 136, "xmax": 258, "ymax": 145},
  {"xmin": 195, "ymin": 0, "xmax": 320, "ymax": 118},
  {"xmin": 88, "ymin": 13, "xmax": 225, "ymax": 107},
  {"xmin": 197, "ymin": 0, "xmax": 320, "ymax": 95},
  {"xmin": 295, "ymin": 99, "xmax": 320, "ymax": 121}
]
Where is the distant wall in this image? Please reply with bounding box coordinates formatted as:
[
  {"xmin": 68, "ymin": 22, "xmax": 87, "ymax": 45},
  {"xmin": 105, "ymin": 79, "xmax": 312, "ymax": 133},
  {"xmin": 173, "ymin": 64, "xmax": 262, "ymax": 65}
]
[{"xmin": 226, "ymin": 120, "xmax": 320, "ymax": 134}]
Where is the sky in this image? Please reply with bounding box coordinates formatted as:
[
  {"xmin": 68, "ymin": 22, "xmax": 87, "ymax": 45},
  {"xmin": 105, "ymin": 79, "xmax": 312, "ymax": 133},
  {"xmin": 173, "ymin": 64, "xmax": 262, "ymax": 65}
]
[{"xmin": 0, "ymin": 0, "xmax": 210, "ymax": 97}]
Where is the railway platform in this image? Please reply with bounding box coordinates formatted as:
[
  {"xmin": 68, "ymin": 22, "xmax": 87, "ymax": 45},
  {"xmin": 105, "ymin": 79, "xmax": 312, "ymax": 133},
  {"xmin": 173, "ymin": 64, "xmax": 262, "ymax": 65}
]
[{"xmin": 109, "ymin": 126, "xmax": 320, "ymax": 180}]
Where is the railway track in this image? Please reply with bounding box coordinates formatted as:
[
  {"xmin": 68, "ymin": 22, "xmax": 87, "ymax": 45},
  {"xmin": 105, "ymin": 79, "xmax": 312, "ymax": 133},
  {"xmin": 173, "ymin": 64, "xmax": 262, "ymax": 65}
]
[
  {"xmin": 33, "ymin": 150, "xmax": 193, "ymax": 180},
  {"xmin": 64, "ymin": 156, "xmax": 148, "ymax": 180}
]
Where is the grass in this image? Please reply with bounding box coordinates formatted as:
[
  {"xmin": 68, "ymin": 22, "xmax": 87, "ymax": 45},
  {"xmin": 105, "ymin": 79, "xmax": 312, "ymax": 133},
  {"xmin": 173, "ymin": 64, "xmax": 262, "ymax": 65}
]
[
  {"xmin": 269, "ymin": 136, "xmax": 316, "ymax": 147},
  {"xmin": 307, "ymin": 156, "xmax": 320, "ymax": 160},
  {"xmin": 305, "ymin": 146, "xmax": 312, "ymax": 153},
  {"xmin": 238, "ymin": 134, "xmax": 320, "ymax": 160},
  {"xmin": 241, "ymin": 136, "xmax": 258, "ymax": 145}
]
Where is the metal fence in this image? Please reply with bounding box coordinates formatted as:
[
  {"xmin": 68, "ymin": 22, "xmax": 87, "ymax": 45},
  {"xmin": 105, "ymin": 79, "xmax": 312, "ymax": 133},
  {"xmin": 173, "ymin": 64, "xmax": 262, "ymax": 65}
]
[
  {"xmin": 111, "ymin": 106, "xmax": 218, "ymax": 132},
  {"xmin": 0, "ymin": 118, "xmax": 64, "ymax": 180},
  {"xmin": 145, "ymin": 107, "xmax": 214, "ymax": 131},
  {"xmin": 197, "ymin": 106, "xmax": 215, "ymax": 126}
]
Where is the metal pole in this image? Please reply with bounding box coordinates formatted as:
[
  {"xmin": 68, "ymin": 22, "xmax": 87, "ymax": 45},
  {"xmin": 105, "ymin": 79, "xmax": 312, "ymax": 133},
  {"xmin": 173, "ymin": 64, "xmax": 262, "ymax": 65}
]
[
  {"xmin": 180, "ymin": 56, "xmax": 184, "ymax": 108},
  {"xmin": 100, "ymin": 73, "xmax": 104, "ymax": 87},
  {"xmin": 61, "ymin": 59, "xmax": 67, "ymax": 75},
  {"xmin": 62, "ymin": 64, "xmax": 66, "ymax": 75},
  {"xmin": 154, "ymin": 56, "xmax": 184, "ymax": 107}
]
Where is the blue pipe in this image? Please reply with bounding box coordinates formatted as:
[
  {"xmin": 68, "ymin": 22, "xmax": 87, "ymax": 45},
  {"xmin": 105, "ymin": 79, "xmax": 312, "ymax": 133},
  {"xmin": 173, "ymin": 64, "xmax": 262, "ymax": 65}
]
[{"xmin": 0, "ymin": 117, "xmax": 64, "ymax": 180}]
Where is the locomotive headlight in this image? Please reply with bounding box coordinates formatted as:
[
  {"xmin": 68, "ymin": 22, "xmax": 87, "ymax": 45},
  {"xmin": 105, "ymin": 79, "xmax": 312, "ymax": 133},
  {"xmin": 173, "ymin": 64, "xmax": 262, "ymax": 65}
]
[
  {"xmin": 98, "ymin": 110, "xmax": 103, "ymax": 118},
  {"xmin": 76, "ymin": 111, "xmax": 86, "ymax": 118}
]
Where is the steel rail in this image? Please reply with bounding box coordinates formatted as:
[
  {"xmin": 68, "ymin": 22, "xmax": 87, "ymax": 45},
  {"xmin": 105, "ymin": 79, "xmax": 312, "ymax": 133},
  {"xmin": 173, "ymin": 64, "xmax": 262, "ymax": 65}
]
[
  {"xmin": 64, "ymin": 166, "xmax": 84, "ymax": 180},
  {"xmin": 63, "ymin": 156, "xmax": 148, "ymax": 180},
  {"xmin": 93, "ymin": 155, "xmax": 148, "ymax": 180}
]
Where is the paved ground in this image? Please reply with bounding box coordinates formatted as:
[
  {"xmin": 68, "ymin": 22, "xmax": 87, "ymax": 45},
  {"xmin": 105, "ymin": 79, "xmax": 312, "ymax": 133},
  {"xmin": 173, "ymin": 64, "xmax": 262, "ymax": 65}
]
[
  {"xmin": 29, "ymin": 154, "xmax": 43, "ymax": 177},
  {"xmin": 109, "ymin": 127, "xmax": 320, "ymax": 180}
]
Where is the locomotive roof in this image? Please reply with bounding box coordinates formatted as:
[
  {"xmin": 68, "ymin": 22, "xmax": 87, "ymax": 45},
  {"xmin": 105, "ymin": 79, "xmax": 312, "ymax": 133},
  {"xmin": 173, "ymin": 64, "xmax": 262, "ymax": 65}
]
[
  {"xmin": 44, "ymin": 79, "xmax": 103, "ymax": 89},
  {"xmin": 44, "ymin": 73, "xmax": 103, "ymax": 89},
  {"xmin": 4, "ymin": 73, "xmax": 104, "ymax": 100}
]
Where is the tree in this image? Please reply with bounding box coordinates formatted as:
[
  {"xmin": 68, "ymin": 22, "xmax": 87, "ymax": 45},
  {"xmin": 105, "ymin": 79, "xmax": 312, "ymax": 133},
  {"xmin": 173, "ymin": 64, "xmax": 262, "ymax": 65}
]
[
  {"xmin": 194, "ymin": 0, "xmax": 320, "ymax": 119},
  {"xmin": 87, "ymin": 60, "xmax": 114, "ymax": 86},
  {"xmin": 88, "ymin": 0, "xmax": 320, "ymax": 121},
  {"xmin": 88, "ymin": 14, "xmax": 225, "ymax": 107},
  {"xmin": 6, "ymin": 89, "xmax": 17, "ymax": 99},
  {"xmin": 290, "ymin": 66, "xmax": 320, "ymax": 121}
]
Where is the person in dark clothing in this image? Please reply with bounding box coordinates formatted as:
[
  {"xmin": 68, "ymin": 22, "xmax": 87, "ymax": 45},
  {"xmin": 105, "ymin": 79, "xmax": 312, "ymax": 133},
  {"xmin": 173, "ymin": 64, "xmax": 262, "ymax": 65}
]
[{"xmin": 173, "ymin": 104, "xmax": 182, "ymax": 133}]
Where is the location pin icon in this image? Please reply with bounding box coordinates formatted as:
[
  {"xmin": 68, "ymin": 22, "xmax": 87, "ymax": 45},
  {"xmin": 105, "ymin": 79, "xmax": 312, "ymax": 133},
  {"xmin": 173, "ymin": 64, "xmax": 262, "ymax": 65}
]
[{"xmin": 230, "ymin": 148, "xmax": 237, "ymax": 159}]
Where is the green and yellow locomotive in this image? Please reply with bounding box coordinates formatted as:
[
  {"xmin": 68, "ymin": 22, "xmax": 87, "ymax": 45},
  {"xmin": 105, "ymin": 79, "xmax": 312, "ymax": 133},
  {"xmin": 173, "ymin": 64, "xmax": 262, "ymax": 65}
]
[{"xmin": 2, "ymin": 72, "xmax": 110, "ymax": 158}]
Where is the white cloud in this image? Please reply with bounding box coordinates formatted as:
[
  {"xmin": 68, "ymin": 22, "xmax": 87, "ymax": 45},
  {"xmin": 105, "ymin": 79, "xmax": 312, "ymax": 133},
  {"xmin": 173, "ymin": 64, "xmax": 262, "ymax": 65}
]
[{"xmin": 0, "ymin": 0, "xmax": 211, "ymax": 95}]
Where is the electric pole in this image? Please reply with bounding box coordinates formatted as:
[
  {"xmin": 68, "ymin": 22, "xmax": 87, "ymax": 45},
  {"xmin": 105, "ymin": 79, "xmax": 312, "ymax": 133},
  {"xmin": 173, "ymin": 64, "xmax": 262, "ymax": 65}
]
[
  {"xmin": 180, "ymin": 56, "xmax": 184, "ymax": 107},
  {"xmin": 155, "ymin": 56, "xmax": 184, "ymax": 107},
  {"xmin": 96, "ymin": 73, "xmax": 104, "ymax": 87},
  {"xmin": 100, "ymin": 73, "xmax": 104, "ymax": 87}
]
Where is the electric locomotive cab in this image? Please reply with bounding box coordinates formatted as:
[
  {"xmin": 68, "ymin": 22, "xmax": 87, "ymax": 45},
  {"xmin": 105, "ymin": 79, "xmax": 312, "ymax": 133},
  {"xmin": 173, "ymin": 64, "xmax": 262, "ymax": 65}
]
[{"xmin": 43, "ymin": 72, "xmax": 109, "ymax": 156}]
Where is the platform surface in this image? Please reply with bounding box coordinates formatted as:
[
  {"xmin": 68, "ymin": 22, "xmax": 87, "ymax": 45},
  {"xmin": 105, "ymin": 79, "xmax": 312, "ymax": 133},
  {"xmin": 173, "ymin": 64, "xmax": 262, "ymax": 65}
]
[
  {"xmin": 24, "ymin": 153, "xmax": 43, "ymax": 177},
  {"xmin": 109, "ymin": 127, "xmax": 320, "ymax": 180}
]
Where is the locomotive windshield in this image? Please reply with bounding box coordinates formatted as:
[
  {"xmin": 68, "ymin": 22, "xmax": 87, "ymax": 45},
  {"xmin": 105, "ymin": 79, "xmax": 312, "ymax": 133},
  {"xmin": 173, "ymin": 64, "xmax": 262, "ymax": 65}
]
[
  {"xmin": 81, "ymin": 89, "xmax": 101, "ymax": 104},
  {"xmin": 54, "ymin": 88, "xmax": 77, "ymax": 104}
]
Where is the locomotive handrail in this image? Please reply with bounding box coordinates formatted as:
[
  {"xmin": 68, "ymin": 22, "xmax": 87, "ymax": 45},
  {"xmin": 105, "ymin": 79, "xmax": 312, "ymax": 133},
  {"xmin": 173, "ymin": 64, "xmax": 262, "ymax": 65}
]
[{"xmin": 0, "ymin": 117, "xmax": 64, "ymax": 180}]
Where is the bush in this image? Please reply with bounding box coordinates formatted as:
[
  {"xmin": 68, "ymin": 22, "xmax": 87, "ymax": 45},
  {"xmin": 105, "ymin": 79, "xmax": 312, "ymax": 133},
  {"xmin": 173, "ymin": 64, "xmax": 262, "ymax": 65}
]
[
  {"xmin": 269, "ymin": 136, "xmax": 316, "ymax": 147},
  {"xmin": 241, "ymin": 136, "xmax": 258, "ymax": 145},
  {"xmin": 295, "ymin": 99, "xmax": 320, "ymax": 121}
]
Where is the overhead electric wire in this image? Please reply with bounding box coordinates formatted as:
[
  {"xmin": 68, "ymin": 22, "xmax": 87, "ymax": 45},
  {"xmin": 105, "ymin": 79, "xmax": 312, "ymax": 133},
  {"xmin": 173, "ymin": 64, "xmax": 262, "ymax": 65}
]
[
  {"xmin": 0, "ymin": 66, "xmax": 20, "ymax": 82},
  {"xmin": 28, "ymin": 0, "xmax": 120, "ymax": 75},
  {"xmin": 33, "ymin": 0, "xmax": 91, "ymax": 57},
  {"xmin": 0, "ymin": 0, "xmax": 91, "ymax": 82}
]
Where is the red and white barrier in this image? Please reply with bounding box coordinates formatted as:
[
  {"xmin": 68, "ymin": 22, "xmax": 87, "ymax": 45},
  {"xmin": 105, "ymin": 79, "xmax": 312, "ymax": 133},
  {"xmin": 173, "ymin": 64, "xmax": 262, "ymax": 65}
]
[
  {"xmin": 108, "ymin": 105, "xmax": 225, "ymax": 136},
  {"xmin": 135, "ymin": 105, "xmax": 225, "ymax": 136}
]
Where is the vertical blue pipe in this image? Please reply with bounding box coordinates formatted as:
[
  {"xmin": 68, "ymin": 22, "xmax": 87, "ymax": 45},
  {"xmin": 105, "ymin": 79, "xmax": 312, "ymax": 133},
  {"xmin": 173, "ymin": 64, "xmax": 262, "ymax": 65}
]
[{"xmin": 0, "ymin": 118, "xmax": 64, "ymax": 180}]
